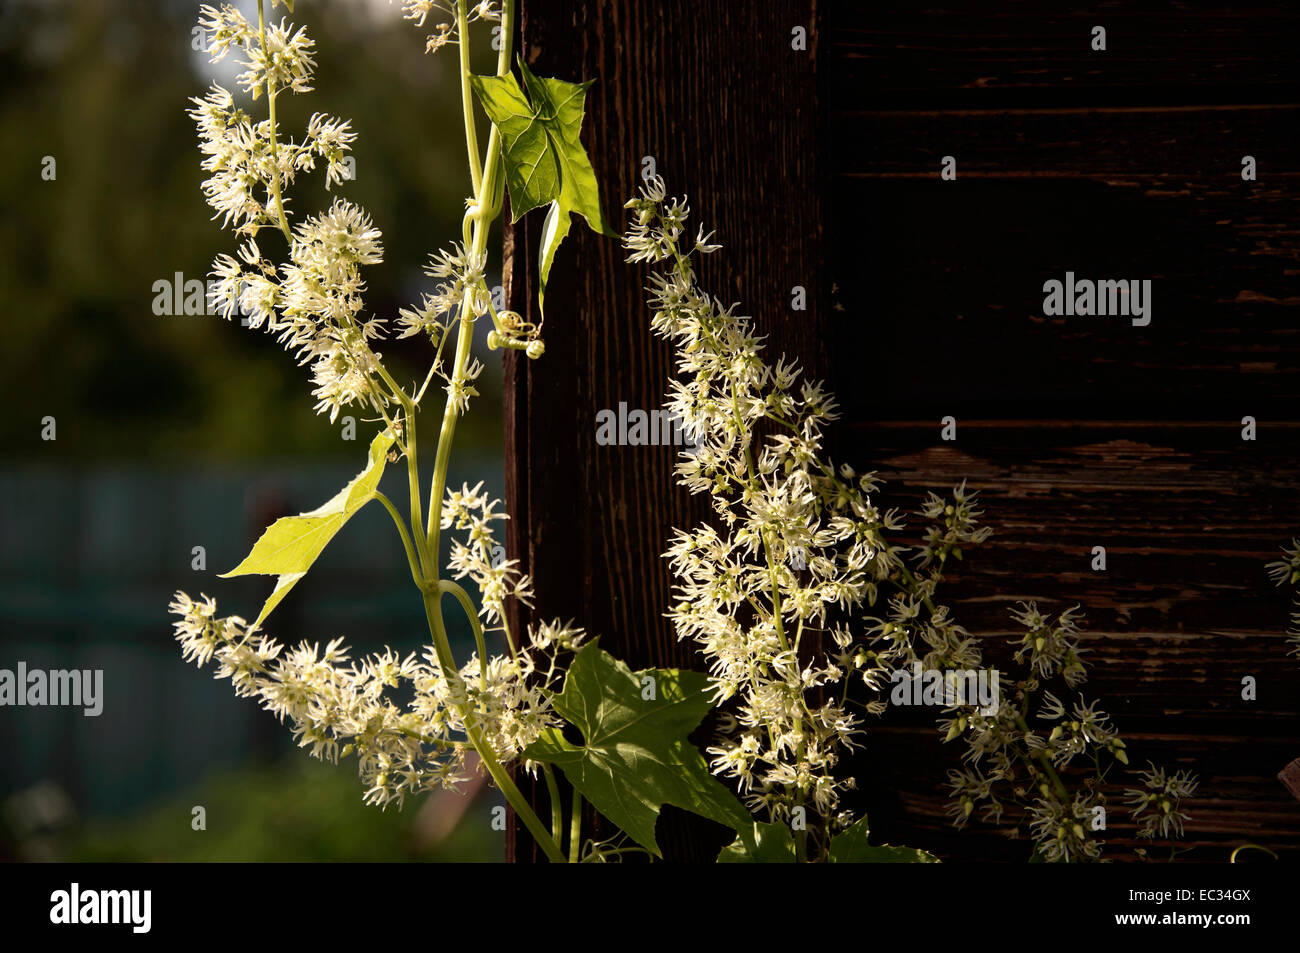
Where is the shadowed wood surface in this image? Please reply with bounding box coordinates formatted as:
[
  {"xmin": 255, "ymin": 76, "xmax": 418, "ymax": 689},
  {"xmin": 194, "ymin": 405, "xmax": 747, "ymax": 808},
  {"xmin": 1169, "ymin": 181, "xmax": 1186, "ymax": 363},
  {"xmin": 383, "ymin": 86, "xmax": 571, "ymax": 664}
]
[
  {"xmin": 826, "ymin": 3, "xmax": 1300, "ymax": 861},
  {"xmin": 839, "ymin": 421, "xmax": 1300, "ymax": 860},
  {"xmin": 828, "ymin": 2, "xmax": 1300, "ymax": 108},
  {"xmin": 505, "ymin": 1, "xmax": 1300, "ymax": 861}
]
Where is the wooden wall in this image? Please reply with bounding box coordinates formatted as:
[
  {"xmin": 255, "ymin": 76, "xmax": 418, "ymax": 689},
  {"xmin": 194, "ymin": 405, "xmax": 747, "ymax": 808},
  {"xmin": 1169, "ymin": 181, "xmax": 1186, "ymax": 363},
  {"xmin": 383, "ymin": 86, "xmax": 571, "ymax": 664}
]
[{"xmin": 504, "ymin": 1, "xmax": 1300, "ymax": 861}]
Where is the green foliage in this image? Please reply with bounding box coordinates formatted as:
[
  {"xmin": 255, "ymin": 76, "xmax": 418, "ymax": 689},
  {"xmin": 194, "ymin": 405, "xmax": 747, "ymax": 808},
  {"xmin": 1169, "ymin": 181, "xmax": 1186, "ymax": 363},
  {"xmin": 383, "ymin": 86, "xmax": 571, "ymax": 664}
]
[
  {"xmin": 470, "ymin": 61, "xmax": 614, "ymax": 316},
  {"xmin": 63, "ymin": 758, "xmax": 499, "ymax": 863},
  {"xmin": 0, "ymin": 0, "xmax": 488, "ymax": 462},
  {"xmin": 828, "ymin": 817, "xmax": 940, "ymax": 863},
  {"xmin": 717, "ymin": 816, "xmax": 938, "ymax": 863},
  {"xmin": 221, "ymin": 428, "xmax": 395, "ymax": 625},
  {"xmin": 525, "ymin": 643, "xmax": 751, "ymax": 857},
  {"xmin": 717, "ymin": 822, "xmax": 798, "ymax": 863}
]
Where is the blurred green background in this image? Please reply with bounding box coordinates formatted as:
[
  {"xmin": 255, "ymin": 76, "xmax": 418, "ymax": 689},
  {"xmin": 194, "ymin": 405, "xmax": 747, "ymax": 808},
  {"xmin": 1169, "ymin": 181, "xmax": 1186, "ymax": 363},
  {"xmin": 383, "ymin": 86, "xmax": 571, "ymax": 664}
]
[{"xmin": 0, "ymin": 0, "xmax": 511, "ymax": 861}]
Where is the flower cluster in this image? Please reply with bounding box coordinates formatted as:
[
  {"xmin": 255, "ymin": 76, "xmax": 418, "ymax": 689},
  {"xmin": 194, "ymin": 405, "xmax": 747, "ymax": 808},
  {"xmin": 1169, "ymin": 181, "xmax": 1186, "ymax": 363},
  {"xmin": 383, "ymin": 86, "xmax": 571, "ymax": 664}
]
[
  {"xmin": 626, "ymin": 177, "xmax": 913, "ymax": 836},
  {"xmin": 189, "ymin": 3, "xmax": 390, "ymax": 424},
  {"xmin": 625, "ymin": 177, "xmax": 1199, "ymax": 861},
  {"xmin": 923, "ymin": 595, "xmax": 1194, "ymax": 860},
  {"xmin": 935, "ymin": 608, "xmax": 1107, "ymax": 863},
  {"xmin": 191, "ymin": 4, "xmax": 343, "ymax": 232},
  {"xmin": 399, "ymin": 1, "xmax": 502, "ymax": 55},
  {"xmin": 176, "ymin": 1, "xmax": 579, "ymax": 856},
  {"xmin": 441, "ymin": 480, "xmax": 535, "ymax": 628},
  {"xmin": 863, "ymin": 484, "xmax": 990, "ymax": 680},
  {"xmin": 1010, "ymin": 601, "xmax": 1089, "ymax": 688},
  {"xmin": 188, "ymin": 3, "xmax": 503, "ymax": 425},
  {"xmin": 1123, "ymin": 762, "xmax": 1199, "ymax": 840},
  {"xmin": 1024, "ymin": 790, "xmax": 1106, "ymax": 863},
  {"xmin": 169, "ymin": 591, "xmax": 581, "ymax": 807},
  {"xmin": 1266, "ymin": 538, "xmax": 1300, "ymax": 662},
  {"xmin": 831, "ymin": 446, "xmax": 1197, "ymax": 861}
]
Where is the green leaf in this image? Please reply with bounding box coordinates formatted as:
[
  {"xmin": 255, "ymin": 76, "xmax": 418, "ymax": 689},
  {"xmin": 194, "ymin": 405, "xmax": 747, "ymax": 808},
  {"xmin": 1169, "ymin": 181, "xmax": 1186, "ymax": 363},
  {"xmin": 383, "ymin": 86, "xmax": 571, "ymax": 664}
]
[
  {"xmin": 717, "ymin": 822, "xmax": 798, "ymax": 863},
  {"xmin": 469, "ymin": 61, "xmax": 614, "ymax": 317},
  {"xmin": 220, "ymin": 428, "xmax": 396, "ymax": 627},
  {"xmin": 828, "ymin": 816, "xmax": 940, "ymax": 863},
  {"xmin": 524, "ymin": 643, "xmax": 752, "ymax": 857}
]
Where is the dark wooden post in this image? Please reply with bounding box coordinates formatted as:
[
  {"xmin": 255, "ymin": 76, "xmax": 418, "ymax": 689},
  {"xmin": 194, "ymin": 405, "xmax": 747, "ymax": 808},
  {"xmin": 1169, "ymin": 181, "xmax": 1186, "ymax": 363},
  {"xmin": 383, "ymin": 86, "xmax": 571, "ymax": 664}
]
[{"xmin": 502, "ymin": 0, "xmax": 826, "ymax": 861}]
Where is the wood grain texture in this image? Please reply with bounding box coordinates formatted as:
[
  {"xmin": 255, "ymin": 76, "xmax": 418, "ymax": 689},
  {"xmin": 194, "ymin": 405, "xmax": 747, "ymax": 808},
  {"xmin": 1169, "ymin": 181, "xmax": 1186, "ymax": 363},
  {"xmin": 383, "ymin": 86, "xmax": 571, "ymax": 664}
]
[
  {"xmin": 825, "ymin": 114, "xmax": 1300, "ymax": 417},
  {"xmin": 504, "ymin": 1, "xmax": 1300, "ymax": 862},
  {"xmin": 837, "ymin": 421, "xmax": 1300, "ymax": 860},
  {"xmin": 822, "ymin": 2, "xmax": 1300, "ymax": 860},
  {"xmin": 827, "ymin": 1, "xmax": 1300, "ymax": 109}
]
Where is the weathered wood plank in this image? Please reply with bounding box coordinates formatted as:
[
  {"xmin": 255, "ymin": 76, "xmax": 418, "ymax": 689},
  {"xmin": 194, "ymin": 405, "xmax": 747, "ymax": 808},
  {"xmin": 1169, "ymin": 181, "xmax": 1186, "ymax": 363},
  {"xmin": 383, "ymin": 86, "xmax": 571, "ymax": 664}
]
[
  {"xmin": 825, "ymin": 114, "xmax": 1300, "ymax": 416},
  {"xmin": 821, "ymin": 2, "xmax": 1300, "ymax": 863},
  {"xmin": 838, "ymin": 421, "xmax": 1300, "ymax": 858},
  {"xmin": 827, "ymin": 1, "xmax": 1300, "ymax": 109}
]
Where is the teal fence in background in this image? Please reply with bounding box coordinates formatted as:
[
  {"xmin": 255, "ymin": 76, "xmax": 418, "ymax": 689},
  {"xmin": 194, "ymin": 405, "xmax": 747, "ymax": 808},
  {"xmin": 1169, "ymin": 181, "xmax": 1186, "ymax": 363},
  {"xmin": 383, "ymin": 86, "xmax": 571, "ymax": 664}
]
[{"xmin": 0, "ymin": 453, "xmax": 502, "ymax": 819}]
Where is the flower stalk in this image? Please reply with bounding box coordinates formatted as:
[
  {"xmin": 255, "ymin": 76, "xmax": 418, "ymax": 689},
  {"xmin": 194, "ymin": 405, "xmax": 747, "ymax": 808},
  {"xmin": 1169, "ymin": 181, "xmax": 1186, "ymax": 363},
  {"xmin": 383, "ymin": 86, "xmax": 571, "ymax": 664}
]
[{"xmin": 175, "ymin": 0, "xmax": 581, "ymax": 863}]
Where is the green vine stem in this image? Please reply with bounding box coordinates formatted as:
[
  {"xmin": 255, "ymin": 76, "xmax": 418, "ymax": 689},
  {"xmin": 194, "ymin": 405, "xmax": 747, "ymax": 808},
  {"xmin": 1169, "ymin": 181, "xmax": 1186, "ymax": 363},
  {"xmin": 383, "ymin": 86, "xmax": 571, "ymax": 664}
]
[
  {"xmin": 569, "ymin": 786, "xmax": 582, "ymax": 863},
  {"xmin": 1229, "ymin": 843, "xmax": 1278, "ymax": 862},
  {"xmin": 393, "ymin": 0, "xmax": 568, "ymax": 863},
  {"xmin": 543, "ymin": 765, "xmax": 563, "ymax": 845},
  {"xmin": 256, "ymin": 0, "xmax": 292, "ymax": 241},
  {"xmin": 179, "ymin": 0, "xmax": 606, "ymax": 865}
]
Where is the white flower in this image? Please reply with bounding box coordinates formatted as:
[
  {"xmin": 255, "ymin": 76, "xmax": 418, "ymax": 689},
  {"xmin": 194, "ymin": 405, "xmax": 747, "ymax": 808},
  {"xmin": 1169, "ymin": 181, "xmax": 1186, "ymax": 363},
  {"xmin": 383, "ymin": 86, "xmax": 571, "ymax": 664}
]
[
  {"xmin": 441, "ymin": 483, "xmax": 534, "ymax": 625},
  {"xmin": 303, "ymin": 114, "xmax": 357, "ymax": 190},
  {"xmin": 444, "ymin": 358, "xmax": 483, "ymax": 416},
  {"xmin": 169, "ymin": 590, "xmax": 578, "ymax": 809},
  {"xmin": 197, "ymin": 4, "xmax": 252, "ymax": 63},
  {"xmin": 236, "ymin": 18, "xmax": 316, "ymax": 97}
]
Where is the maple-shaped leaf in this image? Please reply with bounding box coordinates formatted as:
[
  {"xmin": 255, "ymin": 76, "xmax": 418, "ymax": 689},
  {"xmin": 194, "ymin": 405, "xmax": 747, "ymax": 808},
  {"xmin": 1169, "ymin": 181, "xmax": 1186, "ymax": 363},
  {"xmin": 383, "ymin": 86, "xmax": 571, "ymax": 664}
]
[
  {"xmin": 828, "ymin": 816, "xmax": 940, "ymax": 863},
  {"xmin": 524, "ymin": 642, "xmax": 752, "ymax": 857},
  {"xmin": 470, "ymin": 61, "xmax": 615, "ymax": 318},
  {"xmin": 718, "ymin": 815, "xmax": 939, "ymax": 863}
]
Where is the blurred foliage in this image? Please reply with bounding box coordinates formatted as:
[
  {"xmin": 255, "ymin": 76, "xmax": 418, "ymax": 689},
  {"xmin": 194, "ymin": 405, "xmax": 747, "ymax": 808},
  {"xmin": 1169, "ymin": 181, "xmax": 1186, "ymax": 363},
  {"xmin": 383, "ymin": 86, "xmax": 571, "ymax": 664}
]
[
  {"xmin": 0, "ymin": 0, "xmax": 506, "ymax": 462},
  {"xmin": 7, "ymin": 756, "xmax": 504, "ymax": 862},
  {"xmin": 0, "ymin": 0, "xmax": 513, "ymax": 861}
]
